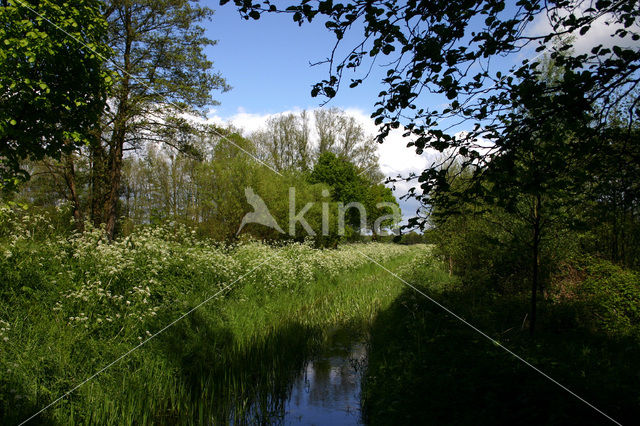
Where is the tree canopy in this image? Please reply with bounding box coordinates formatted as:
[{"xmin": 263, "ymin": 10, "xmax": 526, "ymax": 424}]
[
  {"xmin": 310, "ymin": 151, "xmax": 398, "ymax": 235},
  {"xmin": 88, "ymin": 0, "xmax": 230, "ymax": 237},
  {"xmin": 0, "ymin": 0, "xmax": 111, "ymax": 190}
]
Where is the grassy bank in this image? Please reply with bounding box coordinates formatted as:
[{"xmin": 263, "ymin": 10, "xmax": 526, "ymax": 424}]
[
  {"xmin": 361, "ymin": 255, "xmax": 640, "ymax": 425},
  {"xmin": 0, "ymin": 215, "xmax": 424, "ymax": 424}
]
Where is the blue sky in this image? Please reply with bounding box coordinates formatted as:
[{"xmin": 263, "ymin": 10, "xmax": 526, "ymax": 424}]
[
  {"xmin": 202, "ymin": 2, "xmax": 540, "ymax": 118},
  {"xmin": 203, "ymin": 1, "xmax": 623, "ymax": 121},
  {"xmin": 204, "ymin": 5, "xmax": 388, "ymax": 117}
]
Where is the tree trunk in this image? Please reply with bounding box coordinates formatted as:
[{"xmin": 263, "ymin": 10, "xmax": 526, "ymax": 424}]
[
  {"xmin": 89, "ymin": 139, "xmax": 107, "ymax": 225},
  {"xmin": 530, "ymin": 194, "xmax": 542, "ymax": 336},
  {"xmin": 103, "ymin": 5, "xmax": 132, "ymax": 240},
  {"xmin": 62, "ymin": 154, "xmax": 84, "ymax": 232},
  {"xmin": 104, "ymin": 126, "xmax": 125, "ymax": 239},
  {"xmin": 612, "ymin": 197, "xmax": 619, "ymax": 263}
]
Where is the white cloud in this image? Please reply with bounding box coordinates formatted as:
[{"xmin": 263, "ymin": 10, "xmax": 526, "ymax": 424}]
[
  {"xmin": 206, "ymin": 107, "xmax": 302, "ymax": 134},
  {"xmin": 528, "ymin": 2, "xmax": 640, "ymax": 54}
]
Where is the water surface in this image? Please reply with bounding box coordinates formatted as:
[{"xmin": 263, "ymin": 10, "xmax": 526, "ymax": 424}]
[{"xmin": 282, "ymin": 330, "xmax": 366, "ymax": 425}]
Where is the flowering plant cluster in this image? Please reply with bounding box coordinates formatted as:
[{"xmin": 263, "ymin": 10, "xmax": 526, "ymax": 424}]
[{"xmin": 0, "ymin": 205, "xmax": 416, "ymax": 345}]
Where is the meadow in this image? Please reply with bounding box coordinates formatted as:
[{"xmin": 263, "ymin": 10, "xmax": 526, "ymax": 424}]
[{"xmin": 0, "ymin": 206, "xmax": 426, "ymax": 424}]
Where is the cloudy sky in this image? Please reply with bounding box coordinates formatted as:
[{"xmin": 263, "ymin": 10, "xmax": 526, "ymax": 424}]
[{"xmin": 200, "ymin": 2, "xmax": 632, "ymax": 224}]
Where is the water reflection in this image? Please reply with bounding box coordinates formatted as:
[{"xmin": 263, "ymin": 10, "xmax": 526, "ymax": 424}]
[
  {"xmin": 283, "ymin": 330, "xmax": 366, "ymax": 425},
  {"xmin": 214, "ymin": 328, "xmax": 367, "ymax": 425}
]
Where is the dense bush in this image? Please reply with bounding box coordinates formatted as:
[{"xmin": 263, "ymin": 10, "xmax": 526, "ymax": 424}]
[
  {"xmin": 551, "ymin": 258, "xmax": 640, "ymax": 336},
  {"xmin": 0, "ymin": 204, "xmax": 410, "ymax": 340},
  {"xmin": 363, "ymin": 252, "xmax": 640, "ymax": 425},
  {"xmin": 430, "ymin": 209, "xmax": 532, "ymax": 292}
]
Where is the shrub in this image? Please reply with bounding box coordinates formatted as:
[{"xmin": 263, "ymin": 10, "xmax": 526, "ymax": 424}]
[
  {"xmin": 578, "ymin": 259, "xmax": 640, "ymax": 335},
  {"xmin": 551, "ymin": 257, "xmax": 640, "ymax": 336}
]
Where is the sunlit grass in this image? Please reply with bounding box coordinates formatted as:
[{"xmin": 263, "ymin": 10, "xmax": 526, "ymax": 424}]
[{"xmin": 0, "ymin": 216, "xmax": 429, "ymax": 424}]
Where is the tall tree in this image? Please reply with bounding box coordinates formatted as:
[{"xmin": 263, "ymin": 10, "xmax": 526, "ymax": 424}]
[
  {"xmin": 252, "ymin": 108, "xmax": 383, "ymax": 180},
  {"xmin": 253, "ymin": 112, "xmax": 311, "ymax": 171},
  {"xmin": 429, "ymin": 57, "xmax": 593, "ymax": 333},
  {"xmin": 93, "ymin": 0, "xmax": 228, "ymax": 238},
  {"xmin": 0, "ymin": 0, "xmax": 110, "ymax": 190},
  {"xmin": 486, "ymin": 123, "xmax": 586, "ymax": 334},
  {"xmin": 364, "ymin": 183, "xmax": 400, "ymax": 238},
  {"xmin": 309, "ymin": 151, "xmax": 397, "ymax": 235},
  {"xmin": 314, "ymin": 107, "xmax": 382, "ymax": 182},
  {"xmin": 584, "ymin": 122, "xmax": 640, "ymax": 267}
]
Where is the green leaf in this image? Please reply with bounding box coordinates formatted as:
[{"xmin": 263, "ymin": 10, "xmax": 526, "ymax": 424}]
[{"xmin": 324, "ymin": 87, "xmax": 336, "ymax": 98}]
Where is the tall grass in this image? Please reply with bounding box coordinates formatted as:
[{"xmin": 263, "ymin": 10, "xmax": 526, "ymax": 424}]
[{"xmin": 0, "ymin": 205, "xmax": 426, "ymax": 424}]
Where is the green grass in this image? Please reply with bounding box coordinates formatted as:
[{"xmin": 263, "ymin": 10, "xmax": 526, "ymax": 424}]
[
  {"xmin": 5, "ymin": 214, "xmax": 637, "ymax": 425},
  {"xmin": 0, "ymin": 224, "xmax": 425, "ymax": 425}
]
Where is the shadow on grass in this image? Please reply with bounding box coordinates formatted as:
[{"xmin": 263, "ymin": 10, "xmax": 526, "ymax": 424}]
[
  {"xmin": 361, "ymin": 286, "xmax": 640, "ymax": 425},
  {"xmin": 0, "ymin": 378, "xmax": 47, "ymax": 425},
  {"xmin": 152, "ymin": 309, "xmax": 336, "ymax": 424}
]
